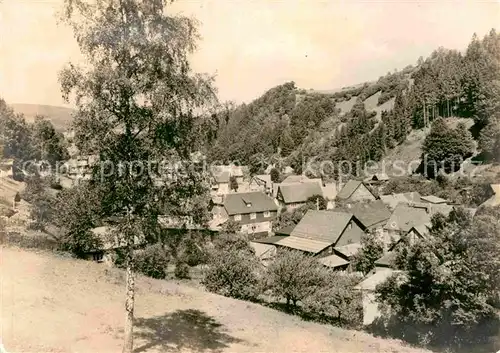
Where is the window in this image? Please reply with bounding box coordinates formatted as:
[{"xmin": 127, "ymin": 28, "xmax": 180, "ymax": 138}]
[
  {"xmin": 234, "ymin": 214, "xmax": 242, "ymax": 221},
  {"xmin": 348, "ymin": 222, "xmax": 352, "ymax": 230},
  {"xmin": 93, "ymin": 252, "xmax": 104, "ymax": 262},
  {"xmin": 250, "ymin": 212, "xmax": 256, "ymax": 220},
  {"xmin": 263, "ymin": 211, "xmax": 270, "ymax": 218}
]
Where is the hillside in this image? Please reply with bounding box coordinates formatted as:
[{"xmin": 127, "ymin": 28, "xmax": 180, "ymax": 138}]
[
  {"xmin": 9, "ymin": 103, "xmax": 74, "ymax": 132},
  {"xmin": 207, "ymin": 30, "xmax": 500, "ymax": 177},
  {"xmin": 0, "ymin": 247, "xmax": 432, "ymax": 353}
]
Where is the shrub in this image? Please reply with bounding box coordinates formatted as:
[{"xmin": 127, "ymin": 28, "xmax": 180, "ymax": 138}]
[
  {"xmin": 302, "ymin": 272, "xmax": 363, "ymax": 327},
  {"xmin": 178, "ymin": 237, "xmax": 208, "ymax": 267},
  {"xmin": 203, "ymin": 248, "xmax": 261, "ymax": 301},
  {"xmin": 212, "ymin": 232, "xmax": 255, "ymax": 256},
  {"xmin": 264, "ymin": 249, "xmax": 326, "ymax": 307},
  {"xmin": 351, "ymin": 232, "xmax": 384, "ymax": 275},
  {"xmin": 135, "ymin": 243, "xmax": 170, "ymax": 279},
  {"xmin": 174, "ymin": 261, "xmax": 190, "ymax": 279}
]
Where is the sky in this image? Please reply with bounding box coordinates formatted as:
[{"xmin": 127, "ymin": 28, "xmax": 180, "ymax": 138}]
[{"xmin": 0, "ymin": 0, "xmax": 499, "ymax": 108}]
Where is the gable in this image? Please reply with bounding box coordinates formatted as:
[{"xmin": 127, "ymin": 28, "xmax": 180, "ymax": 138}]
[
  {"xmin": 279, "ymin": 182, "xmax": 323, "ymax": 204},
  {"xmin": 291, "ymin": 210, "xmax": 354, "ymax": 244}
]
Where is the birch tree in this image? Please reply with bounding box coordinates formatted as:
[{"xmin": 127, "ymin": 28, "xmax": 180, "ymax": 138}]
[{"xmin": 58, "ymin": 1, "xmax": 215, "ymax": 352}]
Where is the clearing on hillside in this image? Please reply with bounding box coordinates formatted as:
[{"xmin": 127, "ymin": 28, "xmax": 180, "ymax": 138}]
[{"xmin": 0, "ymin": 247, "xmax": 431, "ymax": 353}]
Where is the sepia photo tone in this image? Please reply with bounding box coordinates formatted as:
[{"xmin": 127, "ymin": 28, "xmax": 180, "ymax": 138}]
[{"xmin": 1, "ymin": 1, "xmax": 500, "ymax": 352}]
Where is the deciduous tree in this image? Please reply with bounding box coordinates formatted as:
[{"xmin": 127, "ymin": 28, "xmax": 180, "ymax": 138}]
[{"xmin": 59, "ymin": 1, "xmax": 215, "ymax": 352}]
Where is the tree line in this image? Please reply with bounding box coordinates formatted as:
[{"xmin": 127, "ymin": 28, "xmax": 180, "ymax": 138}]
[{"xmin": 207, "ymin": 29, "xmax": 500, "ymax": 176}]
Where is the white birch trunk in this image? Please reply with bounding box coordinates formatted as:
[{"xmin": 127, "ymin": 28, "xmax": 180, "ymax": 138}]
[{"xmin": 122, "ymin": 244, "xmax": 135, "ymax": 353}]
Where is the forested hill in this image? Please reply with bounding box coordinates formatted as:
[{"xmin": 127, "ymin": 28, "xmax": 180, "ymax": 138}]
[{"xmin": 205, "ymin": 30, "xmax": 500, "ymax": 177}]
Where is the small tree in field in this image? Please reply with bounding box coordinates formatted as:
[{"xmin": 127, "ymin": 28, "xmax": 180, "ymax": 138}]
[
  {"xmin": 351, "ymin": 232, "xmax": 384, "ymax": 275},
  {"xmin": 265, "ymin": 249, "xmax": 326, "ymax": 308},
  {"xmin": 59, "ymin": 1, "xmax": 215, "ymax": 352},
  {"xmin": 203, "ymin": 233, "xmax": 260, "ymax": 300},
  {"xmin": 302, "ymin": 271, "xmax": 362, "ymax": 327}
]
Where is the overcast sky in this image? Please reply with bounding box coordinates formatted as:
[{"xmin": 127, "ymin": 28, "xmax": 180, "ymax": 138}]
[{"xmin": 0, "ymin": 0, "xmax": 499, "ymax": 108}]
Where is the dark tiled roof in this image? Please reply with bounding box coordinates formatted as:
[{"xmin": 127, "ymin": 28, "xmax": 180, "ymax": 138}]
[
  {"xmin": 380, "ymin": 192, "xmax": 422, "ymax": 209},
  {"xmin": 337, "ymin": 180, "xmax": 374, "ymax": 200},
  {"xmin": 212, "ymin": 170, "xmax": 230, "ymax": 183},
  {"xmin": 349, "ymin": 200, "xmax": 391, "ymax": 228},
  {"xmin": 384, "ymin": 203, "xmax": 453, "ymax": 233},
  {"xmin": 252, "ymin": 235, "xmax": 288, "ymax": 244},
  {"xmin": 420, "ymin": 195, "xmax": 448, "ymax": 204},
  {"xmin": 274, "ymin": 224, "xmax": 296, "ymax": 236},
  {"xmin": 337, "ymin": 180, "xmax": 362, "ymax": 199},
  {"xmin": 224, "ymin": 192, "xmax": 278, "ymax": 215},
  {"xmin": 278, "ymin": 182, "xmax": 323, "ymax": 204},
  {"xmin": 291, "ymin": 210, "xmax": 354, "ymax": 244}
]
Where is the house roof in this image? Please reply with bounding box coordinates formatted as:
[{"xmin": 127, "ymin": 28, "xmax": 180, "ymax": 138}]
[
  {"xmin": 334, "ymin": 243, "xmax": 363, "ymax": 258},
  {"xmin": 318, "ymin": 254, "xmax": 350, "ymax": 268},
  {"xmin": 349, "ymin": 200, "xmax": 391, "ymax": 228},
  {"xmin": 337, "ymin": 180, "xmax": 374, "ymax": 200},
  {"xmin": 420, "ymin": 195, "xmax": 448, "ymax": 204},
  {"xmin": 274, "ymin": 225, "xmax": 296, "ymax": 236},
  {"xmin": 275, "ymin": 236, "xmax": 332, "ymax": 253},
  {"xmin": 380, "ymin": 192, "xmax": 422, "ymax": 210},
  {"xmin": 251, "ymin": 235, "xmax": 288, "ymax": 244},
  {"xmin": 291, "ymin": 210, "xmax": 354, "ymax": 244},
  {"xmin": 383, "ymin": 203, "xmax": 453, "ymax": 233},
  {"xmin": 481, "ymin": 184, "xmax": 500, "ymax": 207},
  {"xmin": 212, "ymin": 170, "xmax": 230, "ymax": 184},
  {"xmin": 365, "ymin": 173, "xmax": 389, "ymax": 182},
  {"xmin": 281, "ymin": 175, "xmax": 309, "ymax": 184},
  {"xmin": 354, "ymin": 269, "xmax": 403, "ymax": 291},
  {"xmin": 278, "ymin": 182, "xmax": 323, "ymax": 204},
  {"xmin": 249, "ymin": 242, "xmax": 276, "ymax": 260},
  {"xmin": 224, "ymin": 192, "xmax": 278, "ymax": 215},
  {"xmin": 337, "ymin": 180, "xmax": 362, "ymax": 199}
]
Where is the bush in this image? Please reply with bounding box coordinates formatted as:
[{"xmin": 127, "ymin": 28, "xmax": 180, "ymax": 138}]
[
  {"xmin": 174, "ymin": 261, "xmax": 190, "ymax": 279},
  {"xmin": 302, "ymin": 272, "xmax": 363, "ymax": 327},
  {"xmin": 203, "ymin": 248, "xmax": 261, "ymax": 301},
  {"xmin": 212, "ymin": 232, "xmax": 255, "ymax": 256},
  {"xmin": 135, "ymin": 243, "xmax": 170, "ymax": 279},
  {"xmin": 178, "ymin": 237, "xmax": 208, "ymax": 267},
  {"xmin": 264, "ymin": 249, "xmax": 326, "ymax": 307}
]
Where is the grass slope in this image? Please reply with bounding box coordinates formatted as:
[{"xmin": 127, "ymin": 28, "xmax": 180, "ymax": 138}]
[
  {"xmin": 0, "ymin": 247, "xmax": 431, "ymax": 353},
  {"xmin": 9, "ymin": 103, "xmax": 74, "ymax": 132}
]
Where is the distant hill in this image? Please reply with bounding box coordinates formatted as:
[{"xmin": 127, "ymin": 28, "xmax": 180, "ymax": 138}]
[{"xmin": 9, "ymin": 103, "xmax": 74, "ymax": 132}]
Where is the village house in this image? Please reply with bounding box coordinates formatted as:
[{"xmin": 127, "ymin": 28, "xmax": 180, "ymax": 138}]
[
  {"xmin": 364, "ymin": 173, "xmax": 389, "ymax": 186},
  {"xmin": 249, "ymin": 174, "xmax": 273, "ymax": 195},
  {"xmin": 336, "ymin": 180, "xmax": 377, "ymax": 204},
  {"xmin": 222, "ymin": 191, "xmax": 278, "ymax": 236},
  {"xmin": 374, "ymin": 224, "xmax": 429, "ymax": 270},
  {"xmin": 276, "ymin": 181, "xmax": 324, "ymax": 210},
  {"xmin": 379, "ymin": 191, "xmax": 422, "ymax": 210},
  {"xmin": 63, "ymin": 154, "xmax": 98, "ymax": 182},
  {"xmin": 347, "ymin": 200, "xmax": 392, "ymax": 241},
  {"xmin": 274, "ymin": 210, "xmax": 367, "ymax": 270},
  {"xmin": 86, "ymin": 226, "xmax": 146, "ymax": 265},
  {"xmin": 354, "ymin": 268, "xmax": 404, "ymax": 326},
  {"xmin": 420, "ymin": 195, "xmax": 448, "ymax": 205},
  {"xmin": 210, "ymin": 169, "xmax": 230, "ymax": 196},
  {"xmin": 383, "ymin": 202, "xmax": 453, "ymax": 246},
  {"xmin": 210, "ymin": 165, "xmax": 249, "ymax": 195}
]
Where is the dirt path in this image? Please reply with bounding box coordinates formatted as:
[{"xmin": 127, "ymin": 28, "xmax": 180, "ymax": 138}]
[{"xmin": 0, "ymin": 247, "xmax": 430, "ymax": 353}]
